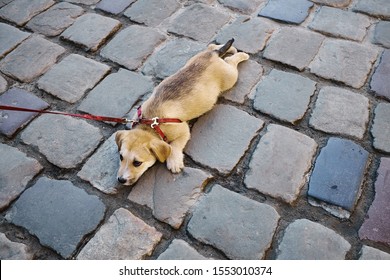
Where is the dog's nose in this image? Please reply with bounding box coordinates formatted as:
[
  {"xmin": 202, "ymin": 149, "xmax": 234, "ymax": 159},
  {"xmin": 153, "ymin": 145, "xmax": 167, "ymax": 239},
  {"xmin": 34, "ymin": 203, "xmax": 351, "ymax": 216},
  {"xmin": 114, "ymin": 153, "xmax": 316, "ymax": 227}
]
[{"xmin": 117, "ymin": 177, "xmax": 127, "ymax": 184}]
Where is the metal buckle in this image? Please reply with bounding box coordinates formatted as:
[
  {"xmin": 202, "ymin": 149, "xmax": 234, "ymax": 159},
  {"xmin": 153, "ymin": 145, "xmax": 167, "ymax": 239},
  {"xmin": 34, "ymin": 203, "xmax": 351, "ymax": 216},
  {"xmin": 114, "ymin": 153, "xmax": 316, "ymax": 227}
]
[{"xmin": 151, "ymin": 117, "xmax": 159, "ymax": 128}]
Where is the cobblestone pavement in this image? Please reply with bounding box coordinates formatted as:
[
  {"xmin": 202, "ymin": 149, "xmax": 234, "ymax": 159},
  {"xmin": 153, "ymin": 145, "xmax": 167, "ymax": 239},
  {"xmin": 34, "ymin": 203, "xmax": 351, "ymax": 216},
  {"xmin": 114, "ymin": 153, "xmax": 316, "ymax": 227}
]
[{"xmin": 0, "ymin": 0, "xmax": 389, "ymax": 260}]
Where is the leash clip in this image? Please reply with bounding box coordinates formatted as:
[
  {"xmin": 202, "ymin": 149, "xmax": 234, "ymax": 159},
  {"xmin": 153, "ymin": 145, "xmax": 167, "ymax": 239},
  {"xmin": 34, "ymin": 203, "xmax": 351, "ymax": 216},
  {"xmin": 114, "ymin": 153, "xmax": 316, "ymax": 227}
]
[{"xmin": 150, "ymin": 117, "xmax": 159, "ymax": 128}]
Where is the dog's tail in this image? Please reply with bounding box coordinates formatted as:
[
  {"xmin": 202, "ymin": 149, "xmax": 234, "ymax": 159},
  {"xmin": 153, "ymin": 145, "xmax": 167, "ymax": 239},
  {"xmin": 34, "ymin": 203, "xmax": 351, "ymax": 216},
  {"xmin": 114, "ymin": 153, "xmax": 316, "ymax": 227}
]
[{"xmin": 216, "ymin": 38, "xmax": 234, "ymax": 57}]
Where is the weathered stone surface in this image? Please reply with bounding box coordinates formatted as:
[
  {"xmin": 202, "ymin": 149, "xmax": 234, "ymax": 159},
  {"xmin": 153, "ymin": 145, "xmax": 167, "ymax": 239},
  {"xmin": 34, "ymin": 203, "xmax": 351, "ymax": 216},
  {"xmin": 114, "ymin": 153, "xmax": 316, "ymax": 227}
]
[
  {"xmin": 245, "ymin": 124, "xmax": 317, "ymax": 203},
  {"xmin": 309, "ymin": 86, "xmax": 370, "ymax": 139},
  {"xmin": 0, "ymin": 36, "xmax": 65, "ymax": 83},
  {"xmin": 0, "ymin": 23, "xmax": 30, "ymax": 58},
  {"xmin": 188, "ymin": 185, "xmax": 280, "ymax": 259},
  {"xmin": 142, "ymin": 38, "xmax": 205, "ymax": 79},
  {"xmin": 308, "ymin": 138, "xmax": 369, "ymax": 211},
  {"xmin": 128, "ymin": 164, "xmax": 212, "ymax": 229},
  {"xmin": 78, "ymin": 134, "xmax": 121, "ymax": 194},
  {"xmin": 259, "ymin": 0, "xmax": 313, "ymax": 24},
  {"xmin": 26, "ymin": 2, "xmax": 84, "ymax": 37},
  {"xmin": 264, "ymin": 27, "xmax": 325, "ymax": 71},
  {"xmin": 96, "ymin": 0, "xmax": 135, "ymax": 15},
  {"xmin": 64, "ymin": 0, "xmax": 99, "ymax": 5},
  {"xmin": 372, "ymin": 21, "xmax": 390, "ymax": 48},
  {"xmin": 277, "ymin": 219, "xmax": 351, "ymax": 259},
  {"xmin": 78, "ymin": 69, "xmax": 153, "ymax": 121},
  {"xmin": 21, "ymin": 114, "xmax": 103, "ymax": 169},
  {"xmin": 353, "ymin": 0, "xmax": 390, "ymax": 19},
  {"xmin": 0, "ymin": 0, "xmax": 13, "ymax": 8},
  {"xmin": 0, "ymin": 144, "xmax": 42, "ymax": 210},
  {"xmin": 0, "ymin": 232, "xmax": 33, "ymax": 260},
  {"xmin": 158, "ymin": 239, "xmax": 208, "ymax": 260},
  {"xmin": 253, "ymin": 70, "xmax": 316, "ymax": 124},
  {"xmin": 185, "ymin": 104, "xmax": 264, "ymax": 174},
  {"xmin": 224, "ymin": 59, "xmax": 263, "ymax": 103},
  {"xmin": 360, "ymin": 245, "xmax": 390, "ymax": 260},
  {"xmin": 309, "ymin": 39, "xmax": 379, "ymax": 88},
  {"xmin": 218, "ymin": 0, "xmax": 265, "ymax": 14},
  {"xmin": 101, "ymin": 25, "xmax": 166, "ymax": 70},
  {"xmin": 168, "ymin": 4, "xmax": 230, "ymax": 42},
  {"xmin": 0, "ymin": 88, "xmax": 49, "ymax": 137},
  {"xmin": 125, "ymin": 0, "xmax": 180, "ymax": 27},
  {"xmin": 215, "ymin": 16, "xmax": 276, "ymax": 54},
  {"xmin": 310, "ymin": 0, "xmax": 351, "ymax": 7},
  {"xmin": 0, "ymin": 0, "xmax": 54, "ymax": 26},
  {"xmin": 309, "ymin": 7, "xmax": 370, "ymax": 41},
  {"xmin": 359, "ymin": 157, "xmax": 390, "ymax": 245},
  {"xmin": 370, "ymin": 50, "xmax": 390, "ymax": 101},
  {"xmin": 0, "ymin": 74, "xmax": 6, "ymax": 93},
  {"xmin": 6, "ymin": 177, "xmax": 106, "ymax": 258},
  {"xmin": 77, "ymin": 208, "xmax": 162, "ymax": 260},
  {"xmin": 61, "ymin": 13, "xmax": 121, "ymax": 51},
  {"xmin": 38, "ymin": 54, "xmax": 110, "ymax": 103},
  {"xmin": 371, "ymin": 103, "xmax": 390, "ymax": 153}
]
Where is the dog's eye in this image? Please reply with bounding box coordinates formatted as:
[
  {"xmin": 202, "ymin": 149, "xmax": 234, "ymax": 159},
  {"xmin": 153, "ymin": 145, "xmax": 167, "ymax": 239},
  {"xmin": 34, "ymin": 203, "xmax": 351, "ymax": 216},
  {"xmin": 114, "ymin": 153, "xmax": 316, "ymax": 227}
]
[
  {"xmin": 133, "ymin": 160, "xmax": 142, "ymax": 167},
  {"xmin": 119, "ymin": 154, "xmax": 123, "ymax": 161}
]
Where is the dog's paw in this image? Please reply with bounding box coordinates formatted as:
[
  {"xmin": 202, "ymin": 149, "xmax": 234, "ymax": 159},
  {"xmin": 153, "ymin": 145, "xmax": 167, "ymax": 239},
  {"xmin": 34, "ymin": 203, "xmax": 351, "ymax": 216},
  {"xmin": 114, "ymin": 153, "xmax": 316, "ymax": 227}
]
[
  {"xmin": 239, "ymin": 52, "xmax": 250, "ymax": 61},
  {"xmin": 166, "ymin": 150, "xmax": 184, "ymax": 173}
]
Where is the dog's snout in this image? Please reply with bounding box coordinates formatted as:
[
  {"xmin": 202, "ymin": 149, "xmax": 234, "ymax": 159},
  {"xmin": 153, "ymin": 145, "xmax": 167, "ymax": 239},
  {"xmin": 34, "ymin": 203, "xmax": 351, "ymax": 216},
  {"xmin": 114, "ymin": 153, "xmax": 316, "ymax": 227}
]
[{"xmin": 117, "ymin": 177, "xmax": 127, "ymax": 184}]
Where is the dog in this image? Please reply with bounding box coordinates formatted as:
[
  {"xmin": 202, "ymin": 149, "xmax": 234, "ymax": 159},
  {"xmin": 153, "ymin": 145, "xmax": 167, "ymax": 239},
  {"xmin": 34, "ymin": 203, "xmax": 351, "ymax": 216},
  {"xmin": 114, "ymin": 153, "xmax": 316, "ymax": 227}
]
[{"xmin": 115, "ymin": 39, "xmax": 249, "ymax": 185}]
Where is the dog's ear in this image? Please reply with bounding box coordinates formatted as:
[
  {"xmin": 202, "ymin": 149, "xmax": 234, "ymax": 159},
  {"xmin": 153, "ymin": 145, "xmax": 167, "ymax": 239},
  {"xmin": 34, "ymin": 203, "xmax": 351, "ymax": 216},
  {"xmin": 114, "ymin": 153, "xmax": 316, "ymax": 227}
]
[
  {"xmin": 115, "ymin": 131, "xmax": 125, "ymax": 151},
  {"xmin": 149, "ymin": 139, "xmax": 171, "ymax": 163}
]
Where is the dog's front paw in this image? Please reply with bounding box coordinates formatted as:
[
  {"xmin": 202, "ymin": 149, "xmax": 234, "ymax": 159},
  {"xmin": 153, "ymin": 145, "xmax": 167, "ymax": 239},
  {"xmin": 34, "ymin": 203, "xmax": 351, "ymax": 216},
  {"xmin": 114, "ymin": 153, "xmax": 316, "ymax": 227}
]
[{"xmin": 166, "ymin": 149, "xmax": 184, "ymax": 173}]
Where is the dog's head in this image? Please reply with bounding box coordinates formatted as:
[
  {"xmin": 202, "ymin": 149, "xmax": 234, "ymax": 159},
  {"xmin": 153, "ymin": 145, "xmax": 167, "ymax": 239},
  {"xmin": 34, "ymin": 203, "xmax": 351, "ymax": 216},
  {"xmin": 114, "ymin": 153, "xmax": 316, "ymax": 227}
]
[{"xmin": 115, "ymin": 130, "xmax": 171, "ymax": 185}]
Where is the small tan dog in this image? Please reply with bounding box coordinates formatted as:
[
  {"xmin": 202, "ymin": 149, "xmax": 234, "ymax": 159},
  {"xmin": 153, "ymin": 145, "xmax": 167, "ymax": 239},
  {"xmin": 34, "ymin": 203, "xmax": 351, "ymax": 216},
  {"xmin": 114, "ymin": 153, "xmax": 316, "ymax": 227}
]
[{"xmin": 115, "ymin": 39, "xmax": 249, "ymax": 185}]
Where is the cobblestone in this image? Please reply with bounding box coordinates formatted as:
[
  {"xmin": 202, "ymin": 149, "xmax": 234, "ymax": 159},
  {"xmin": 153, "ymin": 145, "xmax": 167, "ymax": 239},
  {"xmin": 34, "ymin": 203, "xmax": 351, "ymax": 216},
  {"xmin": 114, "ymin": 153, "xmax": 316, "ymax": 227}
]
[
  {"xmin": 157, "ymin": 239, "xmax": 209, "ymax": 260},
  {"xmin": 371, "ymin": 103, "xmax": 390, "ymax": 153},
  {"xmin": 0, "ymin": 232, "xmax": 33, "ymax": 260},
  {"xmin": 188, "ymin": 185, "xmax": 280, "ymax": 259},
  {"xmin": 218, "ymin": 0, "xmax": 265, "ymax": 14},
  {"xmin": 372, "ymin": 21, "xmax": 390, "ymax": 48},
  {"xmin": 0, "ymin": 23, "xmax": 30, "ymax": 58},
  {"xmin": 96, "ymin": 0, "xmax": 135, "ymax": 15},
  {"xmin": 259, "ymin": 0, "xmax": 313, "ymax": 24},
  {"xmin": 370, "ymin": 50, "xmax": 390, "ymax": 101},
  {"xmin": 310, "ymin": 0, "xmax": 351, "ymax": 7},
  {"xmin": 0, "ymin": 74, "xmax": 6, "ymax": 92},
  {"xmin": 352, "ymin": 0, "xmax": 390, "ymax": 19},
  {"xmin": 360, "ymin": 245, "xmax": 390, "ymax": 260}
]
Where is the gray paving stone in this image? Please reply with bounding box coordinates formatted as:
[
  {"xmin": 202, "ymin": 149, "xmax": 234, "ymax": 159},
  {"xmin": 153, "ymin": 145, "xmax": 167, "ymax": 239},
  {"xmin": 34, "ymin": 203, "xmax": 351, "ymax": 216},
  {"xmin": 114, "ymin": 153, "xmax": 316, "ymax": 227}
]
[
  {"xmin": 0, "ymin": 232, "xmax": 33, "ymax": 260},
  {"xmin": 0, "ymin": 0, "xmax": 13, "ymax": 8},
  {"xmin": 128, "ymin": 164, "xmax": 212, "ymax": 229},
  {"xmin": 21, "ymin": 114, "xmax": 103, "ymax": 169},
  {"xmin": 0, "ymin": 74, "xmax": 6, "ymax": 93},
  {"xmin": 0, "ymin": 23, "xmax": 30, "ymax": 58},
  {"xmin": 253, "ymin": 70, "xmax": 316, "ymax": 124},
  {"xmin": 26, "ymin": 2, "xmax": 84, "ymax": 37},
  {"xmin": 142, "ymin": 38, "xmax": 205, "ymax": 79},
  {"xmin": 96, "ymin": 0, "xmax": 135, "ymax": 15},
  {"xmin": 245, "ymin": 124, "xmax": 317, "ymax": 203},
  {"xmin": 78, "ymin": 69, "xmax": 153, "ymax": 122},
  {"xmin": 359, "ymin": 158, "xmax": 390, "ymax": 246},
  {"xmin": 38, "ymin": 54, "xmax": 110, "ymax": 103},
  {"xmin": 0, "ymin": 36, "xmax": 65, "ymax": 83},
  {"xmin": 259, "ymin": 0, "xmax": 313, "ymax": 24},
  {"xmin": 125, "ymin": 0, "xmax": 180, "ymax": 27},
  {"xmin": 77, "ymin": 134, "xmax": 122, "ymax": 194},
  {"xmin": 215, "ymin": 16, "xmax": 276, "ymax": 54},
  {"xmin": 0, "ymin": 0, "xmax": 54, "ymax": 26},
  {"xmin": 185, "ymin": 104, "xmax": 264, "ymax": 174},
  {"xmin": 61, "ymin": 13, "xmax": 121, "ymax": 51},
  {"xmin": 5, "ymin": 177, "xmax": 106, "ymax": 258},
  {"xmin": 0, "ymin": 88, "xmax": 49, "ymax": 137},
  {"xmin": 309, "ymin": 39, "xmax": 379, "ymax": 88},
  {"xmin": 101, "ymin": 25, "xmax": 166, "ymax": 70},
  {"xmin": 308, "ymin": 138, "xmax": 369, "ymax": 211},
  {"xmin": 64, "ymin": 0, "xmax": 100, "ymax": 4},
  {"xmin": 0, "ymin": 144, "xmax": 42, "ymax": 210},
  {"xmin": 77, "ymin": 208, "xmax": 162, "ymax": 260},
  {"xmin": 360, "ymin": 245, "xmax": 390, "ymax": 260},
  {"xmin": 277, "ymin": 219, "xmax": 350, "ymax": 259},
  {"xmin": 264, "ymin": 27, "xmax": 325, "ymax": 71},
  {"xmin": 370, "ymin": 50, "xmax": 390, "ymax": 101},
  {"xmin": 218, "ymin": 0, "xmax": 265, "ymax": 14},
  {"xmin": 309, "ymin": 7, "xmax": 370, "ymax": 41},
  {"xmin": 158, "ymin": 239, "xmax": 209, "ymax": 260},
  {"xmin": 167, "ymin": 3, "xmax": 230, "ymax": 42},
  {"xmin": 309, "ymin": 86, "xmax": 370, "ymax": 139},
  {"xmin": 223, "ymin": 59, "xmax": 263, "ymax": 103},
  {"xmin": 310, "ymin": 0, "xmax": 351, "ymax": 7},
  {"xmin": 353, "ymin": 0, "xmax": 390, "ymax": 19},
  {"xmin": 371, "ymin": 103, "xmax": 390, "ymax": 153},
  {"xmin": 372, "ymin": 21, "xmax": 390, "ymax": 48},
  {"xmin": 188, "ymin": 185, "xmax": 280, "ymax": 259}
]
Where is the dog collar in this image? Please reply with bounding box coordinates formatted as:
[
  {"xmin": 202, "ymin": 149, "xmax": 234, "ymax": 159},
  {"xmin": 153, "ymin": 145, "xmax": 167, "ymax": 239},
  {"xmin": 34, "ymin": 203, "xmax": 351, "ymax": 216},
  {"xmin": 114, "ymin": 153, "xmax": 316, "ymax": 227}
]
[{"xmin": 132, "ymin": 106, "xmax": 182, "ymax": 142}]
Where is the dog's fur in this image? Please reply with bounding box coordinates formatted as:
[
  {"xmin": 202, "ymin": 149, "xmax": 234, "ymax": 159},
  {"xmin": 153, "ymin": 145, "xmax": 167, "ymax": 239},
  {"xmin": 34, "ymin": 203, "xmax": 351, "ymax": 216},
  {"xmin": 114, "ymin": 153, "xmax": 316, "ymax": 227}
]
[{"xmin": 115, "ymin": 40, "xmax": 249, "ymax": 185}]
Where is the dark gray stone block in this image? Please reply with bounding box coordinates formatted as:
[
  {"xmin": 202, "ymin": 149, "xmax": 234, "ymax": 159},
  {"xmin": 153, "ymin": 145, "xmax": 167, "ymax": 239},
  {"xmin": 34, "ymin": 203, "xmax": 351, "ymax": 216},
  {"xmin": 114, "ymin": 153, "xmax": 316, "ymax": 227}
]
[
  {"xmin": 259, "ymin": 0, "xmax": 313, "ymax": 24},
  {"xmin": 370, "ymin": 50, "xmax": 390, "ymax": 101}
]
